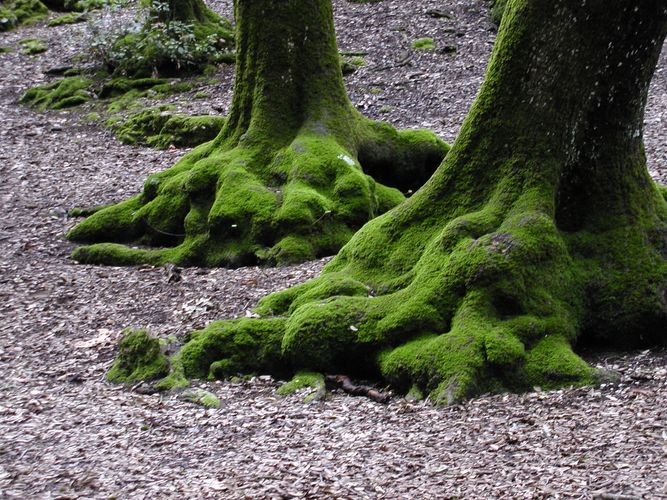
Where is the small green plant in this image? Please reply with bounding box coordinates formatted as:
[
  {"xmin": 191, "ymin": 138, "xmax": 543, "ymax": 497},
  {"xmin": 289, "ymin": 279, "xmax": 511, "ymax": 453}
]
[
  {"xmin": 412, "ymin": 37, "xmax": 435, "ymax": 50},
  {"xmin": 87, "ymin": 0, "xmax": 233, "ymax": 77}
]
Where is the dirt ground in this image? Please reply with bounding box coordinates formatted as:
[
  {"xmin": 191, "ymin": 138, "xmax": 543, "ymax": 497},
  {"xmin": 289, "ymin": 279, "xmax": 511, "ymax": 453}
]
[{"xmin": 1, "ymin": 0, "xmax": 666, "ymax": 498}]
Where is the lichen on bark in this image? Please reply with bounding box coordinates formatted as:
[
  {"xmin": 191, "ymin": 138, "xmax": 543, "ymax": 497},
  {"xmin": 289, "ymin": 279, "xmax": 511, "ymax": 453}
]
[
  {"xmin": 149, "ymin": 0, "xmax": 667, "ymax": 403},
  {"xmin": 68, "ymin": 0, "xmax": 449, "ymax": 267}
]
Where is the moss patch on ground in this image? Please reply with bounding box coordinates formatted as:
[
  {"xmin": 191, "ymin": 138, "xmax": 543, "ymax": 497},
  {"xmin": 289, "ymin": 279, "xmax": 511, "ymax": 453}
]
[
  {"xmin": 47, "ymin": 11, "xmax": 87, "ymax": 26},
  {"xmin": 412, "ymin": 37, "xmax": 435, "ymax": 50},
  {"xmin": 277, "ymin": 371, "xmax": 326, "ymax": 402},
  {"xmin": 19, "ymin": 74, "xmax": 197, "ymax": 116},
  {"xmin": 0, "ymin": 0, "xmax": 48, "ymax": 32},
  {"xmin": 179, "ymin": 388, "xmax": 221, "ymax": 408},
  {"xmin": 106, "ymin": 329, "xmax": 170, "ymax": 383},
  {"xmin": 19, "ymin": 37, "xmax": 48, "ymax": 54},
  {"xmin": 20, "ymin": 76, "xmax": 92, "ymax": 110}
]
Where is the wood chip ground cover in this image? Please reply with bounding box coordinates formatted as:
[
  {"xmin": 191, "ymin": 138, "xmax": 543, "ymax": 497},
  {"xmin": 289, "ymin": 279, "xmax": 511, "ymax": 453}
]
[{"xmin": 0, "ymin": 0, "xmax": 666, "ymax": 498}]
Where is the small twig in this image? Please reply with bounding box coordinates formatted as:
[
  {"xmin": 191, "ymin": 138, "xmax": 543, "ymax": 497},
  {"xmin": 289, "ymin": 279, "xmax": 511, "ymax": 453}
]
[{"xmin": 325, "ymin": 374, "xmax": 391, "ymax": 403}]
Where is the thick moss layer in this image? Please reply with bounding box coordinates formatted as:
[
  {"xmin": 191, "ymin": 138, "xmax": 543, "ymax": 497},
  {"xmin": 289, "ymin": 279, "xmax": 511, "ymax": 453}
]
[
  {"xmin": 20, "ymin": 76, "xmax": 92, "ymax": 110},
  {"xmin": 20, "ymin": 74, "xmax": 193, "ymax": 114},
  {"xmin": 107, "ymin": 329, "xmax": 169, "ymax": 382},
  {"xmin": 0, "ymin": 0, "xmax": 48, "ymax": 32},
  {"xmin": 68, "ymin": 0, "xmax": 449, "ymax": 267},
  {"xmin": 145, "ymin": 0, "xmax": 667, "ymax": 404},
  {"xmin": 109, "ymin": 106, "xmax": 225, "ymax": 149},
  {"xmin": 47, "ymin": 11, "xmax": 86, "ymax": 25}
]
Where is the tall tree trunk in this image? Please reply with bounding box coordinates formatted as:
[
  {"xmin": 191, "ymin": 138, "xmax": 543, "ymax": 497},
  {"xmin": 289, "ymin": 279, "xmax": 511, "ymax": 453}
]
[
  {"xmin": 153, "ymin": 0, "xmax": 667, "ymax": 402},
  {"xmin": 68, "ymin": 0, "xmax": 448, "ymax": 267}
]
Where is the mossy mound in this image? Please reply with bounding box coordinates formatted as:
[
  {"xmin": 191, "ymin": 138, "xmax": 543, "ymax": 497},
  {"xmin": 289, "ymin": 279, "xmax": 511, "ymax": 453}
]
[
  {"xmin": 106, "ymin": 329, "xmax": 170, "ymax": 382},
  {"xmin": 47, "ymin": 11, "xmax": 86, "ymax": 26},
  {"xmin": 0, "ymin": 0, "xmax": 48, "ymax": 32},
  {"xmin": 412, "ymin": 37, "xmax": 435, "ymax": 50},
  {"xmin": 97, "ymin": 77, "xmax": 170, "ymax": 98},
  {"xmin": 18, "ymin": 37, "xmax": 47, "ymax": 54},
  {"xmin": 20, "ymin": 76, "xmax": 92, "ymax": 110},
  {"xmin": 109, "ymin": 106, "xmax": 225, "ymax": 149},
  {"xmin": 19, "ymin": 75, "xmax": 194, "ymax": 113}
]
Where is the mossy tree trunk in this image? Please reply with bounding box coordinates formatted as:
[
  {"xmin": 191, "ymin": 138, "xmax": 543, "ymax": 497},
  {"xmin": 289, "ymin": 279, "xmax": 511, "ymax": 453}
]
[
  {"xmin": 69, "ymin": 0, "xmax": 448, "ymax": 266},
  {"xmin": 155, "ymin": 0, "xmax": 667, "ymax": 401}
]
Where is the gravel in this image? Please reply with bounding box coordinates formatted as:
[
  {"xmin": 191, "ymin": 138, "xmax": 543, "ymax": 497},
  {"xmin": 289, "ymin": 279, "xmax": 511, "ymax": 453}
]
[{"xmin": 1, "ymin": 0, "xmax": 666, "ymax": 498}]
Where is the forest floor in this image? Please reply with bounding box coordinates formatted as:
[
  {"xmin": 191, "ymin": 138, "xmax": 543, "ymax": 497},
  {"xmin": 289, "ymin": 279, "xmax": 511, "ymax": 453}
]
[{"xmin": 1, "ymin": 0, "xmax": 666, "ymax": 498}]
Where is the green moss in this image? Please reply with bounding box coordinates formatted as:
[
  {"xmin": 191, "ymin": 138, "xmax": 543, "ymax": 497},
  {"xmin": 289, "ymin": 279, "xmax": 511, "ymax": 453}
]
[
  {"xmin": 276, "ymin": 371, "xmax": 325, "ymax": 397},
  {"xmin": 179, "ymin": 388, "xmax": 220, "ymax": 408},
  {"xmin": 20, "ymin": 76, "xmax": 92, "ymax": 110},
  {"xmin": 98, "ymin": 77, "xmax": 168, "ymax": 98},
  {"xmin": 523, "ymin": 335, "xmax": 594, "ymax": 389},
  {"xmin": 411, "ymin": 37, "xmax": 435, "ymax": 50},
  {"xmin": 106, "ymin": 329, "xmax": 170, "ymax": 383},
  {"xmin": 47, "ymin": 12, "xmax": 87, "ymax": 26},
  {"xmin": 0, "ymin": 0, "xmax": 48, "ymax": 32},
  {"xmin": 109, "ymin": 106, "xmax": 225, "ymax": 149},
  {"xmin": 82, "ymin": 111, "xmax": 101, "ymax": 122},
  {"xmin": 19, "ymin": 38, "xmax": 48, "ymax": 55},
  {"xmin": 178, "ymin": 318, "xmax": 288, "ymax": 380},
  {"xmin": 68, "ymin": 203, "xmax": 110, "ymax": 217}
]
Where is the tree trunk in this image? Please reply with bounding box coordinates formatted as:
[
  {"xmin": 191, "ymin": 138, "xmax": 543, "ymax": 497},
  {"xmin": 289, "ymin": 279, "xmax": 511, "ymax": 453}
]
[
  {"xmin": 155, "ymin": 0, "xmax": 667, "ymax": 402},
  {"xmin": 69, "ymin": 0, "xmax": 448, "ymax": 267}
]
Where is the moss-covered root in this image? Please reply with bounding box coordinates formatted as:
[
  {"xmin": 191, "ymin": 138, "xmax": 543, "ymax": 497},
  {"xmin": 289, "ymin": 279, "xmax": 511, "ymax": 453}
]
[
  {"xmin": 20, "ymin": 76, "xmax": 92, "ymax": 110},
  {"xmin": 107, "ymin": 329, "xmax": 169, "ymax": 383},
  {"xmin": 67, "ymin": 117, "xmax": 448, "ymax": 267},
  {"xmin": 109, "ymin": 106, "xmax": 226, "ymax": 149}
]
